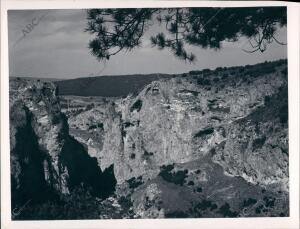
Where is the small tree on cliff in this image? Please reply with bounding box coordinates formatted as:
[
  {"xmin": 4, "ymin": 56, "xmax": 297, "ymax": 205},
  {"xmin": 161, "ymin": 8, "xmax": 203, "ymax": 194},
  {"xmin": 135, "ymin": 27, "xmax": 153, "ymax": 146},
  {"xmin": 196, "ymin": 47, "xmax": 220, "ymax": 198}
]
[{"xmin": 85, "ymin": 7, "xmax": 286, "ymax": 62}]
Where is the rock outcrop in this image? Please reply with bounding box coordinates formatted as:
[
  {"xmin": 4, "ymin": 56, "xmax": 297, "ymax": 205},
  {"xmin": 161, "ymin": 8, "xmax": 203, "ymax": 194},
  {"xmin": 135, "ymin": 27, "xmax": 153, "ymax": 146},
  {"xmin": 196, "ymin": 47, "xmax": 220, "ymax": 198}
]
[
  {"xmin": 10, "ymin": 59, "xmax": 289, "ymax": 219},
  {"xmin": 63, "ymin": 60, "xmax": 288, "ymax": 217},
  {"xmin": 66, "ymin": 60, "xmax": 288, "ymax": 192},
  {"xmin": 10, "ymin": 79, "xmax": 116, "ymax": 211}
]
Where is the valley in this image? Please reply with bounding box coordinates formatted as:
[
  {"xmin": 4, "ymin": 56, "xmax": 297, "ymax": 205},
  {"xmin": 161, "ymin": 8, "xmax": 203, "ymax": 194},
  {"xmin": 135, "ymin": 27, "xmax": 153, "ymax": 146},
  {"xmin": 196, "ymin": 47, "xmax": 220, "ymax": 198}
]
[{"xmin": 9, "ymin": 59, "xmax": 289, "ymax": 219}]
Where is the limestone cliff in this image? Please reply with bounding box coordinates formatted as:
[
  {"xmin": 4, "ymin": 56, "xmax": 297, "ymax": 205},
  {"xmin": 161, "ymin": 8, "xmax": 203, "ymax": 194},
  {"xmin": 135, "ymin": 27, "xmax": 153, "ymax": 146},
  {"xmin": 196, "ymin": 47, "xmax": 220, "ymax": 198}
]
[
  {"xmin": 66, "ymin": 60, "xmax": 288, "ymax": 193},
  {"xmin": 10, "ymin": 59, "xmax": 289, "ymax": 219},
  {"xmin": 10, "ymin": 79, "xmax": 116, "ymax": 211}
]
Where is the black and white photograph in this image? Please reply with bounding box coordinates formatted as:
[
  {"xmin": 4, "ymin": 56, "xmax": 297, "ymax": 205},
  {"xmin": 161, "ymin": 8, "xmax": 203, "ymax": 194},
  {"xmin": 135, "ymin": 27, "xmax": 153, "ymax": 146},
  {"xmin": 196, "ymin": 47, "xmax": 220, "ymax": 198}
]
[{"xmin": 1, "ymin": 1, "xmax": 299, "ymax": 228}]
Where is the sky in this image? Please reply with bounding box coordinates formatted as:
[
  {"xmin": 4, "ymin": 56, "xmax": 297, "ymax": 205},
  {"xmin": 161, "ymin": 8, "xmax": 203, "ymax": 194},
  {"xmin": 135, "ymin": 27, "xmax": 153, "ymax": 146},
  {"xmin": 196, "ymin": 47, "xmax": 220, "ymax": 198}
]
[{"xmin": 8, "ymin": 9, "xmax": 287, "ymax": 79}]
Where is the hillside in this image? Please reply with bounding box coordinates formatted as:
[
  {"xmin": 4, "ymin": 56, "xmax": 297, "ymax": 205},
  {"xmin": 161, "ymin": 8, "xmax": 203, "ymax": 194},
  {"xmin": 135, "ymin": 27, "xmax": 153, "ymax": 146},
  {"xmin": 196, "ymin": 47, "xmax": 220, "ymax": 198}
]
[
  {"xmin": 55, "ymin": 60, "xmax": 287, "ymax": 98},
  {"xmin": 55, "ymin": 73, "xmax": 173, "ymax": 97},
  {"xmin": 10, "ymin": 76, "xmax": 63, "ymax": 82},
  {"xmin": 9, "ymin": 59, "xmax": 289, "ymax": 219}
]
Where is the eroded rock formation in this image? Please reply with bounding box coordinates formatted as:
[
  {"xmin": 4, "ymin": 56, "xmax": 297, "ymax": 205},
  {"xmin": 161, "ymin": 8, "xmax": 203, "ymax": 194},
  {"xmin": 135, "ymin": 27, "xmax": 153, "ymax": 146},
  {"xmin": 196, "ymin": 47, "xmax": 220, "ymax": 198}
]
[
  {"xmin": 66, "ymin": 60, "xmax": 288, "ymax": 192},
  {"xmin": 10, "ymin": 59, "xmax": 289, "ymax": 218},
  {"xmin": 10, "ymin": 79, "xmax": 116, "ymax": 211},
  {"xmin": 63, "ymin": 60, "xmax": 288, "ymax": 218}
]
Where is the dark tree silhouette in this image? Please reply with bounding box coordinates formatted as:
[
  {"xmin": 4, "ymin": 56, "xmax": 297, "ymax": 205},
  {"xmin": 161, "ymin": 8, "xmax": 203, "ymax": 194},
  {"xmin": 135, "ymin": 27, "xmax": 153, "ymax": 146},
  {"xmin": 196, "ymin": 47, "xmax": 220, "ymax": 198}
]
[{"xmin": 85, "ymin": 7, "xmax": 286, "ymax": 62}]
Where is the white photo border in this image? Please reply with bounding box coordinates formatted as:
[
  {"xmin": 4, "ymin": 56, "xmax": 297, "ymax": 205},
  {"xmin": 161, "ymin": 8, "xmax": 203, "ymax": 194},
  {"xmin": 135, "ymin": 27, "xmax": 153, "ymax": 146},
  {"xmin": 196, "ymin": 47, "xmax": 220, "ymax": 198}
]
[{"xmin": 1, "ymin": 1, "xmax": 299, "ymax": 229}]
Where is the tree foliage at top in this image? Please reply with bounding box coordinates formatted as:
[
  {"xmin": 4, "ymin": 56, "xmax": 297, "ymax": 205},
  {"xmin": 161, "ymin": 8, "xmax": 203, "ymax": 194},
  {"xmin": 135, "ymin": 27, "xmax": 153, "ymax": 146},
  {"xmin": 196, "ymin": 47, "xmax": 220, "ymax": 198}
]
[{"xmin": 85, "ymin": 7, "xmax": 286, "ymax": 62}]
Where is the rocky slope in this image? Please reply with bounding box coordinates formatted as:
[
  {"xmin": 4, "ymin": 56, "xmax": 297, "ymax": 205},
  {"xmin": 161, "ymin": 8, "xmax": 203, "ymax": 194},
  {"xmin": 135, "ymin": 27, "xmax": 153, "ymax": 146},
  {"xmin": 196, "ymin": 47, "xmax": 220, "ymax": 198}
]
[
  {"xmin": 62, "ymin": 59, "xmax": 289, "ymax": 218},
  {"xmin": 10, "ymin": 79, "xmax": 116, "ymax": 216},
  {"xmin": 65, "ymin": 60, "xmax": 288, "ymax": 188},
  {"xmin": 10, "ymin": 59, "xmax": 289, "ymax": 219}
]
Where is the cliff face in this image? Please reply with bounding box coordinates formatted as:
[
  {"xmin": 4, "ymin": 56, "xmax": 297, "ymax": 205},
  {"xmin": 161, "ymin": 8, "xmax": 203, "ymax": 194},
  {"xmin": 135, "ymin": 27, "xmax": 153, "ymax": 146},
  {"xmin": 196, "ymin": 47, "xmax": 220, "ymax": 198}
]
[
  {"xmin": 61, "ymin": 60, "xmax": 288, "ymax": 218},
  {"xmin": 10, "ymin": 80, "xmax": 70, "ymax": 202},
  {"xmin": 10, "ymin": 59, "xmax": 289, "ymax": 219},
  {"xmin": 10, "ymin": 79, "xmax": 116, "ymax": 210},
  {"xmin": 66, "ymin": 60, "xmax": 288, "ymax": 192}
]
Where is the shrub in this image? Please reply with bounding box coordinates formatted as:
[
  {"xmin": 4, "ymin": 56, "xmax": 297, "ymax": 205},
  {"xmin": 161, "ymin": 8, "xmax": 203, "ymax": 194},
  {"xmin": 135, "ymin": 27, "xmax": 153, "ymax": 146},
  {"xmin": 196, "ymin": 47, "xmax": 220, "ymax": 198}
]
[
  {"xmin": 195, "ymin": 169, "xmax": 201, "ymax": 174},
  {"xmin": 85, "ymin": 103, "xmax": 95, "ymax": 111},
  {"xmin": 222, "ymin": 73, "xmax": 229, "ymax": 79},
  {"xmin": 159, "ymin": 164, "xmax": 187, "ymax": 186},
  {"xmin": 213, "ymin": 78, "xmax": 220, "ymax": 83},
  {"xmin": 118, "ymin": 195, "xmax": 133, "ymax": 209},
  {"xmin": 127, "ymin": 176, "xmax": 143, "ymax": 189},
  {"xmin": 279, "ymin": 104, "xmax": 288, "ymax": 124},
  {"xmin": 165, "ymin": 211, "xmax": 189, "ymax": 218},
  {"xmin": 263, "ymin": 196, "xmax": 275, "ymax": 208},
  {"xmin": 189, "ymin": 70, "xmax": 202, "ymax": 75},
  {"xmin": 121, "ymin": 128, "xmax": 126, "ymax": 138},
  {"xmin": 130, "ymin": 99, "xmax": 143, "ymax": 112},
  {"xmin": 88, "ymin": 122, "xmax": 103, "ymax": 130},
  {"xmin": 123, "ymin": 122, "xmax": 134, "ymax": 128},
  {"xmin": 182, "ymin": 73, "xmax": 188, "ymax": 77},
  {"xmin": 194, "ymin": 128, "xmax": 214, "ymax": 138},
  {"xmin": 143, "ymin": 150, "xmax": 154, "ymax": 156},
  {"xmin": 197, "ymin": 78, "xmax": 211, "ymax": 86},
  {"xmin": 202, "ymin": 68, "xmax": 211, "ymax": 73},
  {"xmin": 238, "ymin": 68, "xmax": 245, "ymax": 73},
  {"xmin": 217, "ymin": 203, "xmax": 238, "ymax": 217},
  {"xmin": 264, "ymin": 95, "xmax": 271, "ymax": 104},
  {"xmin": 196, "ymin": 187, "xmax": 202, "ymax": 192},
  {"xmin": 195, "ymin": 200, "xmax": 215, "ymax": 211},
  {"xmin": 161, "ymin": 164, "xmax": 174, "ymax": 171},
  {"xmin": 243, "ymin": 198, "xmax": 257, "ymax": 207},
  {"xmin": 281, "ymin": 68, "xmax": 287, "ymax": 76},
  {"xmin": 97, "ymin": 123, "xmax": 104, "ymax": 130},
  {"xmin": 187, "ymin": 181, "xmax": 194, "ymax": 186},
  {"xmin": 255, "ymin": 204, "xmax": 264, "ymax": 214},
  {"xmin": 252, "ymin": 136, "xmax": 266, "ymax": 150}
]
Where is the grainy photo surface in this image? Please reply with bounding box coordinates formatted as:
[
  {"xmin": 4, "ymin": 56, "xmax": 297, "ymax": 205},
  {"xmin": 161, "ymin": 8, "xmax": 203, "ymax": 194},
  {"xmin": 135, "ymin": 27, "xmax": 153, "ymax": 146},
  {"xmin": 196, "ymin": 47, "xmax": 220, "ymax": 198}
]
[{"xmin": 8, "ymin": 7, "xmax": 289, "ymax": 220}]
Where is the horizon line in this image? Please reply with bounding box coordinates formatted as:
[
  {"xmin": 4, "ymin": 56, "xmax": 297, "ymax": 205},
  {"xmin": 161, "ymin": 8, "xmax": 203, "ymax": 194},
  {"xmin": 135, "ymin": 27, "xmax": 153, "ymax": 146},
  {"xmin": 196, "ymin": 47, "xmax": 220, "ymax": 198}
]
[{"xmin": 9, "ymin": 58, "xmax": 287, "ymax": 81}]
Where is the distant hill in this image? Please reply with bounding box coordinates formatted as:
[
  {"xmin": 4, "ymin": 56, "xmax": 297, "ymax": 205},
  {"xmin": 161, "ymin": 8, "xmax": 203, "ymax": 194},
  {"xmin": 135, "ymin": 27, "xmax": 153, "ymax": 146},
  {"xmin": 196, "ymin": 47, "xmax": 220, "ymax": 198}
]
[
  {"xmin": 55, "ymin": 74, "xmax": 174, "ymax": 97},
  {"xmin": 55, "ymin": 59, "xmax": 287, "ymax": 98},
  {"xmin": 10, "ymin": 76, "xmax": 64, "ymax": 82}
]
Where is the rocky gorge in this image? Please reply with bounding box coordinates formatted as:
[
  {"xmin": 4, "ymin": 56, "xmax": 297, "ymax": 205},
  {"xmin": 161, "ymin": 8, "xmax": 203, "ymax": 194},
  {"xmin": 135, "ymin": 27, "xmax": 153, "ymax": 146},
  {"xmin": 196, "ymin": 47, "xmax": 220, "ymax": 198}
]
[{"xmin": 10, "ymin": 59, "xmax": 289, "ymax": 219}]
